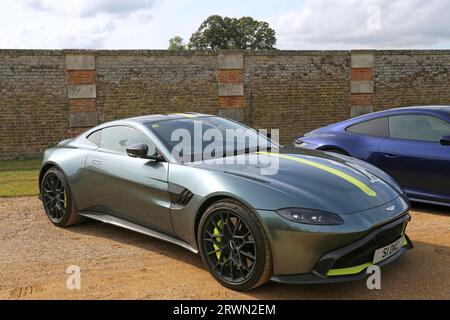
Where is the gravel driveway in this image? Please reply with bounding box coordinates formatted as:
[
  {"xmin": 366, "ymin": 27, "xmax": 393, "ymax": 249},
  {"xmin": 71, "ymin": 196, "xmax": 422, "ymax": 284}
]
[{"xmin": 0, "ymin": 196, "xmax": 449, "ymax": 299}]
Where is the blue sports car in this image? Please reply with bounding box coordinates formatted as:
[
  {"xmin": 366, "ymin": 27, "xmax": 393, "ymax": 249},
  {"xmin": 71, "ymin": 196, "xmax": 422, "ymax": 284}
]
[{"xmin": 295, "ymin": 106, "xmax": 450, "ymax": 207}]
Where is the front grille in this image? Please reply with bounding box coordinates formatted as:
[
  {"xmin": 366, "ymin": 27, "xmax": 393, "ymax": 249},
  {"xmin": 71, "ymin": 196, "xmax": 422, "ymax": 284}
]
[{"xmin": 332, "ymin": 222, "xmax": 406, "ymax": 269}]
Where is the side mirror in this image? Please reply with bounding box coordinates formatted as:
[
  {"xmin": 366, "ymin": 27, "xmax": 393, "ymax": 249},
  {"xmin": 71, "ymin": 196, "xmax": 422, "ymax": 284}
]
[
  {"xmin": 440, "ymin": 135, "xmax": 450, "ymax": 146},
  {"xmin": 126, "ymin": 143, "xmax": 149, "ymax": 158}
]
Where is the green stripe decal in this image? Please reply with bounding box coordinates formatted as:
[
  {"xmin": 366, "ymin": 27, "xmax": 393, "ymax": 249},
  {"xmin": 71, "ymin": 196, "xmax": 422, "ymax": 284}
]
[
  {"xmin": 257, "ymin": 152, "xmax": 377, "ymax": 197},
  {"xmin": 402, "ymin": 236, "xmax": 408, "ymax": 246},
  {"xmin": 327, "ymin": 262, "xmax": 373, "ymax": 276}
]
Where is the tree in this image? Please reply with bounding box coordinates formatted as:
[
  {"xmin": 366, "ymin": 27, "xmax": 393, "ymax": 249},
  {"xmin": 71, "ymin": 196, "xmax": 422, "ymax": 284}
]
[
  {"xmin": 188, "ymin": 15, "xmax": 276, "ymax": 50},
  {"xmin": 168, "ymin": 36, "xmax": 187, "ymax": 51}
]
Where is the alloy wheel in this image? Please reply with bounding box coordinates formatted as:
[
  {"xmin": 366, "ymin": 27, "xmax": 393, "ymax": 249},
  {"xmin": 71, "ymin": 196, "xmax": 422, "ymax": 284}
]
[
  {"xmin": 42, "ymin": 172, "xmax": 67, "ymax": 222},
  {"xmin": 202, "ymin": 209, "xmax": 257, "ymax": 283}
]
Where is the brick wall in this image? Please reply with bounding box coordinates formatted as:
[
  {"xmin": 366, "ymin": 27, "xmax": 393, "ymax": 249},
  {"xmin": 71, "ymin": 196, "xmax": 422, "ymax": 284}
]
[
  {"xmin": 373, "ymin": 50, "xmax": 450, "ymax": 111},
  {"xmin": 96, "ymin": 51, "xmax": 218, "ymax": 124},
  {"xmin": 1, "ymin": 49, "xmax": 450, "ymax": 159},
  {"xmin": 0, "ymin": 50, "xmax": 68, "ymax": 158},
  {"xmin": 244, "ymin": 51, "xmax": 351, "ymax": 144}
]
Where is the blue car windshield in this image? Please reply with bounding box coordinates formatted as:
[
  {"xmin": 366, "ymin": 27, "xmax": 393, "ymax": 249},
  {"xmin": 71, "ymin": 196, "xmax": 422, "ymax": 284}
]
[{"xmin": 145, "ymin": 116, "xmax": 277, "ymax": 161}]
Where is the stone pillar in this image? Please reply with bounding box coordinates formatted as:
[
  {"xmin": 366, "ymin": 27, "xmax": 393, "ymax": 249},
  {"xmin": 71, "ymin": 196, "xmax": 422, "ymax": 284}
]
[
  {"xmin": 350, "ymin": 51, "xmax": 375, "ymax": 117},
  {"xmin": 217, "ymin": 52, "xmax": 245, "ymax": 121},
  {"xmin": 65, "ymin": 54, "xmax": 98, "ymax": 135}
]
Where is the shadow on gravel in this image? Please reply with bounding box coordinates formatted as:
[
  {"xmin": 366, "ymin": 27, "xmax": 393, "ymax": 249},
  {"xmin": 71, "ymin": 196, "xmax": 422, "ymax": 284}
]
[
  {"xmin": 66, "ymin": 219, "xmax": 204, "ymax": 268},
  {"xmin": 246, "ymin": 241, "xmax": 450, "ymax": 299},
  {"xmin": 411, "ymin": 202, "xmax": 450, "ymax": 216},
  {"xmin": 65, "ymin": 215, "xmax": 450, "ymax": 299}
]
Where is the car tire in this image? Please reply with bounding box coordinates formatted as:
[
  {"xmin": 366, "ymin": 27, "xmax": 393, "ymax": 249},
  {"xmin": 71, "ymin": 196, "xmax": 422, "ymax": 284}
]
[
  {"xmin": 41, "ymin": 167, "xmax": 83, "ymax": 227},
  {"xmin": 198, "ymin": 199, "xmax": 272, "ymax": 291}
]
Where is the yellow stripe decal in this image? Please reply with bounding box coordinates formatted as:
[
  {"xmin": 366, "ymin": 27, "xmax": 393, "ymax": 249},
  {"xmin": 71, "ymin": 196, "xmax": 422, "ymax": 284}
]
[
  {"xmin": 173, "ymin": 113, "xmax": 197, "ymax": 118},
  {"xmin": 402, "ymin": 236, "xmax": 408, "ymax": 246},
  {"xmin": 327, "ymin": 262, "xmax": 372, "ymax": 276},
  {"xmin": 257, "ymin": 151, "xmax": 377, "ymax": 197}
]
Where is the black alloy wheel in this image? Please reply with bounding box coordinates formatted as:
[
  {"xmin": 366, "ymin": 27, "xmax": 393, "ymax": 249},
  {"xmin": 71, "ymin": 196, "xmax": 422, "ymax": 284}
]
[
  {"xmin": 42, "ymin": 171, "xmax": 67, "ymax": 222},
  {"xmin": 41, "ymin": 167, "xmax": 83, "ymax": 227},
  {"xmin": 198, "ymin": 199, "xmax": 272, "ymax": 291},
  {"xmin": 202, "ymin": 209, "xmax": 257, "ymax": 283}
]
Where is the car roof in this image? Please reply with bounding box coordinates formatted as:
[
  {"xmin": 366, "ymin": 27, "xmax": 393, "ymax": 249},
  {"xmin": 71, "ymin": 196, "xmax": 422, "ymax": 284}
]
[
  {"xmin": 309, "ymin": 105, "xmax": 450, "ymax": 133},
  {"xmin": 346, "ymin": 105, "xmax": 450, "ymax": 124},
  {"xmin": 127, "ymin": 112, "xmax": 212, "ymax": 123},
  {"xmin": 385, "ymin": 105, "xmax": 450, "ymax": 113},
  {"xmin": 79, "ymin": 112, "xmax": 214, "ymax": 137}
]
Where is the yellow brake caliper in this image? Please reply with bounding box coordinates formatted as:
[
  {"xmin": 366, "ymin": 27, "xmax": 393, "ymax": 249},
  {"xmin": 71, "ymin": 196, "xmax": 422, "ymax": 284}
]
[{"xmin": 213, "ymin": 220, "xmax": 222, "ymax": 260}]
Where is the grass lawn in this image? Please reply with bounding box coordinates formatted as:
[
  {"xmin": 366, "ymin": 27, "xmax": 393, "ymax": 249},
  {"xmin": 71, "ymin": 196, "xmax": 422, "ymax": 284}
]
[{"xmin": 0, "ymin": 157, "xmax": 41, "ymax": 197}]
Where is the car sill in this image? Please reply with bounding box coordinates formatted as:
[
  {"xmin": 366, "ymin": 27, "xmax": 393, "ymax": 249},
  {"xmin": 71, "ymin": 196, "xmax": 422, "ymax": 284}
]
[{"xmin": 78, "ymin": 212, "xmax": 199, "ymax": 254}]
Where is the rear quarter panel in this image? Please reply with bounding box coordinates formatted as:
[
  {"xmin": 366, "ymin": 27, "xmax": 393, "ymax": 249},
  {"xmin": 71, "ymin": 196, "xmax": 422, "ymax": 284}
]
[
  {"xmin": 40, "ymin": 143, "xmax": 94, "ymax": 209},
  {"xmin": 303, "ymin": 131, "xmax": 386, "ymax": 161}
]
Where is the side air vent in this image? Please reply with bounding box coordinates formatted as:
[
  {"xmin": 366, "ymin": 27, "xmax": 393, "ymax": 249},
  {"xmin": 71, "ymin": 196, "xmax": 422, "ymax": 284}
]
[
  {"xmin": 177, "ymin": 188, "xmax": 194, "ymax": 206},
  {"xmin": 168, "ymin": 183, "xmax": 194, "ymax": 207}
]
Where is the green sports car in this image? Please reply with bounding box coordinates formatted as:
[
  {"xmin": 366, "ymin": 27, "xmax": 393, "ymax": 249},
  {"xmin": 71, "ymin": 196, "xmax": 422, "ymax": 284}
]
[{"xmin": 39, "ymin": 113, "xmax": 412, "ymax": 291}]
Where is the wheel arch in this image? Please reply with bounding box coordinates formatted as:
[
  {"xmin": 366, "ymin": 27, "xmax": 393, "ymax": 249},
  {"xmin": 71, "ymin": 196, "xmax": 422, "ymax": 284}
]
[
  {"xmin": 38, "ymin": 161, "xmax": 67, "ymax": 193},
  {"xmin": 194, "ymin": 194, "xmax": 235, "ymax": 247},
  {"xmin": 193, "ymin": 193, "xmax": 274, "ymax": 289},
  {"xmin": 193, "ymin": 193, "xmax": 263, "ymax": 248},
  {"xmin": 38, "ymin": 161, "xmax": 57, "ymax": 193}
]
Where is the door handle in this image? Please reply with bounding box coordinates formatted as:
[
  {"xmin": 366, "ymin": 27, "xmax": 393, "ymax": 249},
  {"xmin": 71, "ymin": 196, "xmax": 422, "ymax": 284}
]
[
  {"xmin": 91, "ymin": 159, "xmax": 102, "ymax": 165},
  {"xmin": 383, "ymin": 153, "xmax": 399, "ymax": 158}
]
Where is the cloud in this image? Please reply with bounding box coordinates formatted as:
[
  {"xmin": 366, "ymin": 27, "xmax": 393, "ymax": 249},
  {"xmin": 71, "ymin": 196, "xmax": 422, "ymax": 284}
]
[
  {"xmin": 3, "ymin": 15, "xmax": 116, "ymax": 49},
  {"xmin": 273, "ymin": 0, "xmax": 450, "ymax": 49},
  {"xmin": 5, "ymin": 0, "xmax": 159, "ymax": 49},
  {"xmin": 56, "ymin": 18, "xmax": 116, "ymax": 48},
  {"xmin": 28, "ymin": 0, "xmax": 158, "ymax": 17},
  {"xmin": 4, "ymin": 0, "xmax": 449, "ymax": 49}
]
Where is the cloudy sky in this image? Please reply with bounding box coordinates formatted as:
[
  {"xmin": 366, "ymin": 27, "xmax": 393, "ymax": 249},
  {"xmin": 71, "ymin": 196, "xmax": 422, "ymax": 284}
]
[{"xmin": 0, "ymin": 0, "xmax": 449, "ymax": 49}]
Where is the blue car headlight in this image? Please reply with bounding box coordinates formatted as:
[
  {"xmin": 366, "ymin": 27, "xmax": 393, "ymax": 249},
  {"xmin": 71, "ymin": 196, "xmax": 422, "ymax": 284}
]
[
  {"xmin": 276, "ymin": 208, "xmax": 344, "ymax": 225},
  {"xmin": 295, "ymin": 141, "xmax": 310, "ymax": 148},
  {"xmin": 294, "ymin": 139, "xmax": 312, "ymax": 148}
]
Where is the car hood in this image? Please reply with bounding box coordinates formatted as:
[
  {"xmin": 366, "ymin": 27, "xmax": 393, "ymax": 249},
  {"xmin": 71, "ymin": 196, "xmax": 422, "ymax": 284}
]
[{"xmin": 188, "ymin": 148, "xmax": 401, "ymax": 215}]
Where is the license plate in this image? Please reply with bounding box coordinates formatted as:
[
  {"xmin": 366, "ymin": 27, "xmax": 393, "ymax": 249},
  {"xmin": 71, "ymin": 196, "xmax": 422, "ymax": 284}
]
[{"xmin": 373, "ymin": 236, "xmax": 405, "ymax": 264}]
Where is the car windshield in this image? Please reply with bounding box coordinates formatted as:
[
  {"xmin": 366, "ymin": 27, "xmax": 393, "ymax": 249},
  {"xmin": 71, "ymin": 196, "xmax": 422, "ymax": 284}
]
[{"xmin": 145, "ymin": 116, "xmax": 277, "ymax": 162}]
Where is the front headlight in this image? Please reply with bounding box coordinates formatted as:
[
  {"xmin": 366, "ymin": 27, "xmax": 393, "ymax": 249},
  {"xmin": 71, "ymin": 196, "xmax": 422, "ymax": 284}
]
[
  {"xmin": 276, "ymin": 208, "xmax": 344, "ymax": 225},
  {"xmin": 294, "ymin": 139, "xmax": 309, "ymax": 148},
  {"xmin": 297, "ymin": 142, "xmax": 310, "ymax": 148}
]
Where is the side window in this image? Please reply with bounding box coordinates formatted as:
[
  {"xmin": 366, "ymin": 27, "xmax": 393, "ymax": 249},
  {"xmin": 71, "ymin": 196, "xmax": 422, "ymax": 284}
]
[
  {"xmin": 346, "ymin": 117, "xmax": 388, "ymax": 137},
  {"xmin": 99, "ymin": 126, "xmax": 156, "ymax": 155},
  {"xmin": 86, "ymin": 130, "xmax": 101, "ymax": 146},
  {"xmin": 389, "ymin": 115, "xmax": 450, "ymax": 142}
]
